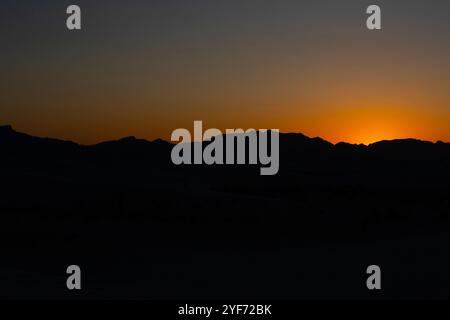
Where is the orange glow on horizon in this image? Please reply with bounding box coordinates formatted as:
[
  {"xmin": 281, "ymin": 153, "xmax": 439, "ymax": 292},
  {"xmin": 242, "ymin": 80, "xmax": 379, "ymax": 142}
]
[{"xmin": 275, "ymin": 102, "xmax": 450, "ymax": 145}]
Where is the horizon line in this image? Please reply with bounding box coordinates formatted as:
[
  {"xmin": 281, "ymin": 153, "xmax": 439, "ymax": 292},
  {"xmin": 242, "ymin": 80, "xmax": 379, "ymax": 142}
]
[{"xmin": 1, "ymin": 124, "xmax": 449, "ymax": 147}]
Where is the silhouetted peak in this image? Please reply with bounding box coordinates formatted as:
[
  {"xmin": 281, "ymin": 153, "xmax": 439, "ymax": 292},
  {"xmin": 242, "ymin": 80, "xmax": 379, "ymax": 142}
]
[
  {"xmin": 335, "ymin": 142, "xmax": 351, "ymax": 147},
  {"xmin": 119, "ymin": 136, "xmax": 137, "ymax": 142},
  {"xmin": 310, "ymin": 136, "xmax": 333, "ymax": 147},
  {"xmin": 369, "ymin": 138, "xmax": 433, "ymax": 149},
  {"xmin": 90, "ymin": 135, "xmax": 168, "ymax": 156},
  {"xmin": 366, "ymin": 139, "xmax": 439, "ymax": 158},
  {"xmin": 335, "ymin": 141, "xmax": 358, "ymax": 148},
  {"xmin": 280, "ymin": 133, "xmax": 334, "ymax": 151},
  {"xmin": 335, "ymin": 141, "xmax": 367, "ymax": 148},
  {"xmin": 280, "ymin": 132, "xmax": 310, "ymax": 140},
  {"xmin": 0, "ymin": 125, "xmax": 14, "ymax": 133},
  {"xmin": 97, "ymin": 136, "xmax": 141, "ymax": 145}
]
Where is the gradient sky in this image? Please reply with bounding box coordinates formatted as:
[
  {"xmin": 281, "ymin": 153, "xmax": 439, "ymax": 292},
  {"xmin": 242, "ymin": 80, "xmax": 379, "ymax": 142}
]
[{"xmin": 1, "ymin": 0, "xmax": 450, "ymax": 144}]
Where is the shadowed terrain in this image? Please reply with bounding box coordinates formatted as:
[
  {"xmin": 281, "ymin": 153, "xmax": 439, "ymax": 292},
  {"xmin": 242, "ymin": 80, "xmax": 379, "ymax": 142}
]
[{"xmin": 0, "ymin": 124, "xmax": 448, "ymax": 299}]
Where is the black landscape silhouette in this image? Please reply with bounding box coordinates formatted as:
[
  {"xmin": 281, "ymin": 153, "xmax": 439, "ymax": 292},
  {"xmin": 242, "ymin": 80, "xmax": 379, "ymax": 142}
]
[{"xmin": 0, "ymin": 124, "xmax": 448, "ymax": 299}]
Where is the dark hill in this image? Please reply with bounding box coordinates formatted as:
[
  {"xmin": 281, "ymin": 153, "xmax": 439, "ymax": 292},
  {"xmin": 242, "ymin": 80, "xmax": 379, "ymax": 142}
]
[{"xmin": 0, "ymin": 125, "xmax": 448, "ymax": 299}]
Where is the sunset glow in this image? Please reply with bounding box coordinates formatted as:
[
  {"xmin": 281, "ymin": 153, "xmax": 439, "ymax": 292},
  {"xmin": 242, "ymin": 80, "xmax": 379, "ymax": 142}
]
[{"xmin": 1, "ymin": 1, "xmax": 450, "ymax": 145}]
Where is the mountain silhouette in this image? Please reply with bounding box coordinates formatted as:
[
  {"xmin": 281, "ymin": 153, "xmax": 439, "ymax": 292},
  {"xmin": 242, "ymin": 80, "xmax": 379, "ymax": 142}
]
[
  {"xmin": 1, "ymin": 123, "xmax": 449, "ymax": 227},
  {"xmin": 2, "ymin": 124, "xmax": 449, "ymax": 172},
  {"xmin": 0, "ymin": 124, "xmax": 448, "ymax": 299}
]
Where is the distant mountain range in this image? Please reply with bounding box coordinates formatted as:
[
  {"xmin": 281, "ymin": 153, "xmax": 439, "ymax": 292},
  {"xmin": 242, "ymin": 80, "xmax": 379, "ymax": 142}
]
[
  {"xmin": 0, "ymin": 124, "xmax": 448, "ymax": 301},
  {"xmin": 2, "ymin": 124, "xmax": 450, "ymax": 179},
  {"xmin": 1, "ymin": 123, "xmax": 449, "ymax": 228}
]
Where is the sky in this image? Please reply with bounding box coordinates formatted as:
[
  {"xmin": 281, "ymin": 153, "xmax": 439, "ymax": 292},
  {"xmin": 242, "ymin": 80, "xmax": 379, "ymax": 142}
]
[{"xmin": 1, "ymin": 0, "xmax": 450, "ymax": 145}]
